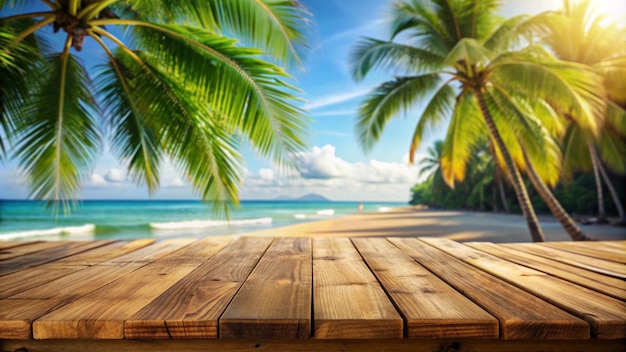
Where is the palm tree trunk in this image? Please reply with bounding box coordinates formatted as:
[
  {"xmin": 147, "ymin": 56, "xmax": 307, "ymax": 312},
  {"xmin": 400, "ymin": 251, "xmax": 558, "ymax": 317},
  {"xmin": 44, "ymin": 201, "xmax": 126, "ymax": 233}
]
[
  {"xmin": 521, "ymin": 151, "xmax": 593, "ymax": 241},
  {"xmin": 496, "ymin": 168, "xmax": 511, "ymax": 213},
  {"xmin": 591, "ymin": 142, "xmax": 626, "ymax": 224},
  {"xmin": 593, "ymin": 146, "xmax": 626, "ymax": 224},
  {"xmin": 474, "ymin": 91, "xmax": 545, "ymax": 242},
  {"xmin": 588, "ymin": 141, "xmax": 609, "ymax": 223}
]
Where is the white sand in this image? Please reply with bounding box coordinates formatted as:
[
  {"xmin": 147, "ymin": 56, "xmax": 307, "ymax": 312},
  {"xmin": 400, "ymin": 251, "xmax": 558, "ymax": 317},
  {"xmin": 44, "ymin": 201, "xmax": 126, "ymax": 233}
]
[{"xmin": 243, "ymin": 207, "xmax": 626, "ymax": 242}]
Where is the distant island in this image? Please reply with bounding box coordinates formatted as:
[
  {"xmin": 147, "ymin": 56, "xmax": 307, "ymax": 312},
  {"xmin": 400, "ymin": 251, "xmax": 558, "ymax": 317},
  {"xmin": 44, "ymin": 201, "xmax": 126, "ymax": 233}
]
[{"xmin": 275, "ymin": 193, "xmax": 330, "ymax": 202}]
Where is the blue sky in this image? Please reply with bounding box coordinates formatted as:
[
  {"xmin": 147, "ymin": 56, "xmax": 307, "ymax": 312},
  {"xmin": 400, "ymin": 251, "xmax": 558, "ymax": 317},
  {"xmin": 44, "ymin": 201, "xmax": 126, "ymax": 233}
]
[{"xmin": 1, "ymin": 0, "xmax": 623, "ymax": 201}]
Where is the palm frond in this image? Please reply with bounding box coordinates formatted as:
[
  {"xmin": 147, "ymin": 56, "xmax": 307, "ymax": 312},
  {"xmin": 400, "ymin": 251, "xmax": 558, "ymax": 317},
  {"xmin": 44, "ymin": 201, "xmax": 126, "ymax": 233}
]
[
  {"xmin": 126, "ymin": 23, "xmax": 309, "ymax": 168},
  {"xmin": 483, "ymin": 14, "xmax": 531, "ymax": 53},
  {"xmin": 440, "ymin": 90, "xmax": 484, "ymax": 188},
  {"xmin": 96, "ymin": 48, "xmax": 162, "ymax": 193},
  {"xmin": 484, "ymin": 87, "xmax": 562, "ymax": 186},
  {"xmin": 444, "ymin": 37, "xmax": 490, "ymax": 69},
  {"xmin": 13, "ymin": 52, "xmax": 100, "ymax": 211},
  {"xmin": 350, "ymin": 38, "xmax": 444, "ymax": 81},
  {"xmin": 356, "ymin": 73, "xmax": 442, "ymax": 152},
  {"xmin": 408, "ymin": 83, "xmax": 455, "ymax": 163},
  {"xmin": 389, "ymin": 0, "xmax": 451, "ymax": 56},
  {"xmin": 597, "ymin": 129, "xmax": 626, "ymax": 175},
  {"xmin": 122, "ymin": 0, "xmax": 311, "ymax": 67},
  {"xmin": 491, "ymin": 56, "xmax": 605, "ymax": 135}
]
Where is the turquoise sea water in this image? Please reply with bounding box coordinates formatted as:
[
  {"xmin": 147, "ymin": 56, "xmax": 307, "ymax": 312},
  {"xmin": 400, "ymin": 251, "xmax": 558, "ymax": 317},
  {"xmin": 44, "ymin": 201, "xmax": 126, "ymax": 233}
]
[{"xmin": 0, "ymin": 200, "xmax": 406, "ymax": 241}]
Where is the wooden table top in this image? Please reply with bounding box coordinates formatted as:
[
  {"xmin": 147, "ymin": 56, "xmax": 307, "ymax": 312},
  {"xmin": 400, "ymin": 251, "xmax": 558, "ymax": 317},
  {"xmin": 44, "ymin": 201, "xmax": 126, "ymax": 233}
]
[{"xmin": 0, "ymin": 237, "xmax": 624, "ymax": 344}]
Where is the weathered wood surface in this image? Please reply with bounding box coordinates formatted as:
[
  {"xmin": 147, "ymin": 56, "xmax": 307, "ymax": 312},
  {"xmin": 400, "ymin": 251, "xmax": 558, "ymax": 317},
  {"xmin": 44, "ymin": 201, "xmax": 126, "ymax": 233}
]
[{"xmin": 0, "ymin": 237, "xmax": 624, "ymax": 347}]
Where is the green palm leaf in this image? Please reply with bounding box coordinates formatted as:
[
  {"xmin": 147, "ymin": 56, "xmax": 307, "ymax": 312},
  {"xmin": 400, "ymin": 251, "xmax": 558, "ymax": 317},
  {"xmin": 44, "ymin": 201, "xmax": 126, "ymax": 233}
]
[
  {"xmin": 350, "ymin": 38, "xmax": 444, "ymax": 81},
  {"xmin": 122, "ymin": 0, "xmax": 311, "ymax": 66},
  {"xmin": 356, "ymin": 74, "xmax": 442, "ymax": 152},
  {"xmin": 96, "ymin": 49, "xmax": 163, "ymax": 194},
  {"xmin": 13, "ymin": 53, "xmax": 100, "ymax": 211},
  {"xmin": 440, "ymin": 90, "xmax": 484, "ymax": 187},
  {"xmin": 127, "ymin": 23, "xmax": 309, "ymax": 167},
  {"xmin": 408, "ymin": 83, "xmax": 455, "ymax": 163}
]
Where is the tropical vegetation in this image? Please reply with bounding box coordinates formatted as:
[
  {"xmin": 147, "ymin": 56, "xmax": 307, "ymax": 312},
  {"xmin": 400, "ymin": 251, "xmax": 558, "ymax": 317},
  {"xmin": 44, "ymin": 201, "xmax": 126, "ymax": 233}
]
[
  {"xmin": 411, "ymin": 140, "xmax": 625, "ymax": 220},
  {"xmin": 0, "ymin": 0, "xmax": 311, "ymax": 214},
  {"xmin": 351, "ymin": 0, "xmax": 623, "ymax": 241}
]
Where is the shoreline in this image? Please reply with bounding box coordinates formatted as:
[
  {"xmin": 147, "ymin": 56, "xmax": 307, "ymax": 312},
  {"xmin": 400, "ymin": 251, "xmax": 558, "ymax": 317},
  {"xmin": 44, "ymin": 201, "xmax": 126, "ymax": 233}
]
[{"xmin": 239, "ymin": 207, "xmax": 626, "ymax": 242}]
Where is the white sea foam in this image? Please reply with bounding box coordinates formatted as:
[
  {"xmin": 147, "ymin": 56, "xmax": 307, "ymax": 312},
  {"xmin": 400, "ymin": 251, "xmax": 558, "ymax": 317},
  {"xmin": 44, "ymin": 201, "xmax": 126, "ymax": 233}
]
[
  {"xmin": 378, "ymin": 207, "xmax": 392, "ymax": 212},
  {"xmin": 150, "ymin": 217, "xmax": 273, "ymax": 230},
  {"xmin": 316, "ymin": 209, "xmax": 335, "ymax": 216},
  {"xmin": 0, "ymin": 224, "xmax": 96, "ymax": 240},
  {"xmin": 294, "ymin": 214, "xmax": 307, "ymax": 219}
]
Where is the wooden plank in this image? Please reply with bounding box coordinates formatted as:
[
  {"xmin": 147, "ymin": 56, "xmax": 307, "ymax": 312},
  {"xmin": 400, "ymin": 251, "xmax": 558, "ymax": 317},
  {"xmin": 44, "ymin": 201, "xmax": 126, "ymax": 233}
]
[
  {"xmin": 0, "ymin": 239, "xmax": 198, "ymax": 340},
  {"xmin": 421, "ymin": 238, "xmax": 626, "ymax": 339},
  {"xmin": 352, "ymin": 238, "xmax": 498, "ymax": 339},
  {"xmin": 3, "ymin": 338, "xmax": 626, "ymax": 352},
  {"xmin": 31, "ymin": 241, "xmax": 201, "ymax": 339},
  {"xmin": 390, "ymin": 238, "xmax": 589, "ymax": 340},
  {"xmin": 312, "ymin": 237, "xmax": 403, "ymax": 339},
  {"xmin": 542, "ymin": 242, "xmax": 626, "ymax": 264},
  {"xmin": 0, "ymin": 241, "xmax": 41, "ymax": 250},
  {"xmin": 466, "ymin": 242, "xmax": 626, "ymax": 301},
  {"xmin": 220, "ymin": 238, "xmax": 312, "ymax": 339},
  {"xmin": 0, "ymin": 241, "xmax": 68, "ymax": 261},
  {"xmin": 506, "ymin": 243, "xmax": 626, "ymax": 279},
  {"xmin": 9, "ymin": 238, "xmax": 206, "ymax": 300},
  {"xmin": 50, "ymin": 238, "xmax": 156, "ymax": 266},
  {"xmin": 0, "ymin": 241, "xmax": 115, "ymax": 276},
  {"xmin": 0, "ymin": 239, "xmax": 155, "ymax": 299},
  {"xmin": 126, "ymin": 237, "xmax": 272, "ymax": 339}
]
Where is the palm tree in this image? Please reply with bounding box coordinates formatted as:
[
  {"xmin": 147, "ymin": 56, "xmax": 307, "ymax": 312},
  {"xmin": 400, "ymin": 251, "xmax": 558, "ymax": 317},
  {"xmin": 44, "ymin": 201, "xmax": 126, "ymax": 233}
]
[
  {"xmin": 417, "ymin": 140, "xmax": 447, "ymax": 203},
  {"xmin": 350, "ymin": 0, "xmax": 604, "ymax": 241},
  {"xmin": 0, "ymin": 0, "xmax": 311, "ymax": 214},
  {"xmin": 533, "ymin": 0, "xmax": 626, "ymax": 225}
]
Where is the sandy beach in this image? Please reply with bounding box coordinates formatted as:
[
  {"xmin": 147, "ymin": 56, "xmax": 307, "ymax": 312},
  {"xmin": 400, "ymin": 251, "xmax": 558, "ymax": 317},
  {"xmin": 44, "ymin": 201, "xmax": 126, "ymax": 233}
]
[{"xmin": 244, "ymin": 207, "xmax": 626, "ymax": 242}]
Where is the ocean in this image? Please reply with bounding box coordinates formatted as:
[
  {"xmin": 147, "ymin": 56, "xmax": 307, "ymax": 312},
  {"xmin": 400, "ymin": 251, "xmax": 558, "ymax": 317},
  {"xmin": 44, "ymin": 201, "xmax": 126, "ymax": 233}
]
[{"xmin": 0, "ymin": 200, "xmax": 406, "ymax": 241}]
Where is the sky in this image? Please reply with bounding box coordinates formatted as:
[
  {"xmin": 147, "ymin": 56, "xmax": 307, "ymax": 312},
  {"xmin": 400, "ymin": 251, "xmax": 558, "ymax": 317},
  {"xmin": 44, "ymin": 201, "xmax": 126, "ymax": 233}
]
[{"xmin": 1, "ymin": 0, "xmax": 624, "ymax": 202}]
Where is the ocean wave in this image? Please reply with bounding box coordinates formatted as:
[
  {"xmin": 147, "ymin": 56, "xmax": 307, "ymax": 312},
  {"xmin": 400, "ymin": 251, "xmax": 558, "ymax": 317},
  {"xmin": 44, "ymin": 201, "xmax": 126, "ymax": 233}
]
[
  {"xmin": 150, "ymin": 217, "xmax": 273, "ymax": 230},
  {"xmin": 316, "ymin": 209, "xmax": 335, "ymax": 216},
  {"xmin": 0, "ymin": 224, "xmax": 96, "ymax": 240},
  {"xmin": 378, "ymin": 207, "xmax": 392, "ymax": 212},
  {"xmin": 294, "ymin": 214, "xmax": 307, "ymax": 219}
]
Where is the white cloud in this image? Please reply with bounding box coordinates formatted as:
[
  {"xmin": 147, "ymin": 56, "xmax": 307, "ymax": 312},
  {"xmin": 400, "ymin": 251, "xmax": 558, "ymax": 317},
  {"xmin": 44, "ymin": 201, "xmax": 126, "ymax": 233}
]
[
  {"xmin": 240, "ymin": 144, "xmax": 420, "ymax": 201},
  {"xmin": 104, "ymin": 168, "xmax": 126, "ymax": 183},
  {"xmin": 89, "ymin": 173, "xmax": 108, "ymax": 186},
  {"xmin": 168, "ymin": 178, "xmax": 185, "ymax": 188}
]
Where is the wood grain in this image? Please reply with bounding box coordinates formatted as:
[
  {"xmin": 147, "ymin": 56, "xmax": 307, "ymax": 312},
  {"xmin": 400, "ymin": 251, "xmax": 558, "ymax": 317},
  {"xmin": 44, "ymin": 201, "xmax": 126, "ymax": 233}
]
[
  {"xmin": 0, "ymin": 241, "xmax": 68, "ymax": 261},
  {"xmin": 220, "ymin": 238, "xmax": 312, "ymax": 339},
  {"xmin": 421, "ymin": 237, "xmax": 626, "ymax": 339},
  {"xmin": 389, "ymin": 238, "xmax": 590, "ymax": 340},
  {"xmin": 3, "ymin": 338, "xmax": 625, "ymax": 352},
  {"xmin": 31, "ymin": 239, "xmax": 200, "ymax": 339},
  {"xmin": 312, "ymin": 237, "xmax": 402, "ymax": 339},
  {"xmin": 466, "ymin": 242, "xmax": 626, "ymax": 301},
  {"xmin": 0, "ymin": 239, "xmax": 197, "ymax": 339},
  {"xmin": 0, "ymin": 241, "xmax": 114, "ymax": 276},
  {"xmin": 541, "ymin": 242, "xmax": 626, "ymax": 264},
  {"xmin": 352, "ymin": 238, "xmax": 498, "ymax": 339},
  {"xmin": 0, "ymin": 239, "xmax": 154, "ymax": 299},
  {"xmin": 507, "ymin": 243, "xmax": 626, "ymax": 279},
  {"xmin": 126, "ymin": 237, "xmax": 272, "ymax": 339}
]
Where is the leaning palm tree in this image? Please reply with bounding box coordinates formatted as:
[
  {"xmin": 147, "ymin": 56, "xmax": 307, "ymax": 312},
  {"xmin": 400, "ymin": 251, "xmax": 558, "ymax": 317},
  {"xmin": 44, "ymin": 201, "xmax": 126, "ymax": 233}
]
[
  {"xmin": 351, "ymin": 0, "xmax": 604, "ymax": 241},
  {"xmin": 0, "ymin": 0, "xmax": 311, "ymax": 214},
  {"xmin": 532, "ymin": 0, "xmax": 626, "ymax": 224}
]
